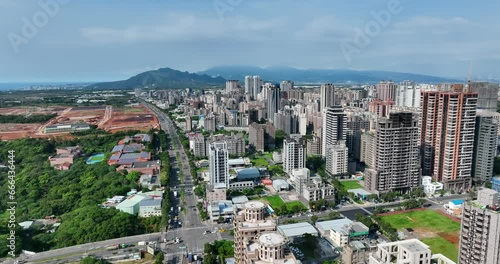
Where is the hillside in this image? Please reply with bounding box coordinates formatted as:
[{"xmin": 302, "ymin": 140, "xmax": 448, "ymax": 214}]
[
  {"xmin": 87, "ymin": 67, "xmax": 226, "ymax": 89},
  {"xmin": 198, "ymin": 65, "xmax": 462, "ymax": 84}
]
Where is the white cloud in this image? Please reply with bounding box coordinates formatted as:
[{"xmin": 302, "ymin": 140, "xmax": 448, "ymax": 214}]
[
  {"xmin": 394, "ymin": 16, "xmax": 470, "ymax": 28},
  {"xmin": 80, "ymin": 13, "xmax": 285, "ymax": 44}
]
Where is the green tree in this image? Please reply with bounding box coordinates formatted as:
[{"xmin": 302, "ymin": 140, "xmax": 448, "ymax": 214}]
[
  {"xmin": 311, "ymin": 215, "xmax": 319, "ymax": 225},
  {"xmin": 126, "ymin": 171, "xmax": 141, "ymax": 183},
  {"xmin": 154, "ymin": 252, "xmax": 164, "ymax": 264},
  {"xmin": 328, "ymin": 211, "xmax": 340, "ymax": 220}
]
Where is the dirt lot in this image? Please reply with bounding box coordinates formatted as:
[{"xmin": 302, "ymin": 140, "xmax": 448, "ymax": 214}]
[
  {"xmin": 0, "ymin": 124, "xmax": 41, "ymax": 140},
  {"xmin": 0, "ymin": 107, "xmax": 68, "ymax": 115},
  {"xmin": 100, "ymin": 105, "xmax": 159, "ymax": 132}
]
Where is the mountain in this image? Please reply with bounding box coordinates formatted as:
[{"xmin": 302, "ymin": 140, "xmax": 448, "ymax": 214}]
[
  {"xmin": 198, "ymin": 66, "xmax": 463, "ymax": 84},
  {"xmin": 87, "ymin": 67, "xmax": 226, "ymax": 90}
]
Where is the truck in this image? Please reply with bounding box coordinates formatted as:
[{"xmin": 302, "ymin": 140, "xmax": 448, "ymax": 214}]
[
  {"xmin": 187, "ymin": 252, "xmax": 193, "ymax": 262},
  {"xmin": 137, "ymin": 241, "xmax": 146, "ymax": 246},
  {"xmin": 106, "ymin": 244, "xmax": 119, "ymax": 250}
]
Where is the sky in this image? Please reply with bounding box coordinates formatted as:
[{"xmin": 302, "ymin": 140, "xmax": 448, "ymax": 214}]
[{"xmin": 0, "ymin": 0, "xmax": 499, "ymax": 82}]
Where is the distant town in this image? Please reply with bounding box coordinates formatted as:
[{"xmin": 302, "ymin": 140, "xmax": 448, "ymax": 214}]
[{"xmin": 1, "ymin": 76, "xmax": 499, "ymax": 264}]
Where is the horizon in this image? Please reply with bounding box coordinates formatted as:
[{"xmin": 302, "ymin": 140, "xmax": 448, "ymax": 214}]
[{"xmin": 1, "ymin": 1, "xmax": 499, "ymax": 82}]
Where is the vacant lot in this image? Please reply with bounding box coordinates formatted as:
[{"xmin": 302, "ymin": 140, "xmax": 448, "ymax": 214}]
[
  {"xmin": 340, "ymin": 180, "xmax": 362, "ymax": 190},
  {"xmin": 421, "ymin": 237, "xmax": 458, "ymax": 262},
  {"xmin": 102, "ymin": 105, "xmax": 159, "ymax": 132},
  {"xmin": 380, "ymin": 210, "xmax": 460, "ymax": 262}
]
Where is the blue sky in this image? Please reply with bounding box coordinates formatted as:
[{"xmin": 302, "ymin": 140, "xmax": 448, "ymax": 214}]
[{"xmin": 0, "ymin": 0, "xmax": 499, "ymax": 82}]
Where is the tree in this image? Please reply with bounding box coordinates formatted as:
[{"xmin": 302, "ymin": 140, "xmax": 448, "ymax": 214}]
[
  {"xmin": 311, "ymin": 215, "xmax": 319, "ymax": 225},
  {"xmin": 126, "ymin": 171, "xmax": 141, "ymax": 183},
  {"xmin": 154, "ymin": 252, "xmax": 164, "ymax": 264},
  {"xmin": 218, "ymin": 216, "xmax": 225, "ymax": 224},
  {"xmin": 328, "ymin": 211, "xmax": 340, "ymax": 220}
]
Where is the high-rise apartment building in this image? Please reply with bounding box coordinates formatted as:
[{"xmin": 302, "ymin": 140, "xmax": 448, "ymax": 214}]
[
  {"xmin": 266, "ymin": 84, "xmax": 280, "ymax": 123},
  {"xmin": 320, "ymin": 83, "xmax": 335, "ymax": 112},
  {"xmin": 252, "ymin": 75, "xmax": 263, "ymax": 98},
  {"xmin": 206, "ymin": 133, "xmax": 246, "ymax": 157},
  {"xmin": 188, "ymin": 133, "xmax": 206, "ymax": 157},
  {"xmin": 473, "ymin": 111, "xmax": 499, "ymax": 183},
  {"xmin": 282, "ymin": 135, "xmax": 306, "ymax": 175},
  {"xmin": 249, "ymin": 122, "xmax": 275, "ymax": 152},
  {"xmin": 209, "ymin": 142, "xmax": 229, "ymax": 188},
  {"xmin": 322, "ymin": 106, "xmax": 347, "ymax": 157},
  {"xmin": 281, "ymin": 80, "xmax": 294, "ymax": 94},
  {"xmin": 471, "ymin": 82, "xmax": 499, "ymax": 111},
  {"xmin": 245, "ymin": 75, "xmax": 253, "ymax": 95},
  {"xmin": 396, "ymin": 81, "xmax": 421, "ymax": 108},
  {"xmin": 420, "ymin": 88, "xmax": 478, "ymax": 190},
  {"xmin": 364, "ymin": 111, "xmax": 420, "ymax": 193},
  {"xmin": 459, "ymin": 189, "xmax": 500, "ymax": 264},
  {"xmin": 326, "ymin": 140, "xmax": 348, "ymax": 176},
  {"xmin": 226, "ymin": 80, "xmax": 240, "ymax": 93},
  {"xmin": 375, "ymin": 81, "xmax": 397, "ymax": 102}
]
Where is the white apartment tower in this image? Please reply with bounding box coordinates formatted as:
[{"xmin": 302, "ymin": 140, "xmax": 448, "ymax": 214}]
[
  {"xmin": 326, "ymin": 141, "xmax": 348, "ymax": 176},
  {"xmin": 209, "ymin": 142, "xmax": 229, "ymax": 188},
  {"xmin": 396, "ymin": 81, "xmax": 421, "ymax": 108},
  {"xmin": 283, "ymin": 135, "xmax": 306, "ymax": 175},
  {"xmin": 320, "ymin": 83, "xmax": 335, "ymax": 112},
  {"xmin": 252, "ymin": 75, "xmax": 263, "ymax": 98},
  {"xmin": 322, "ymin": 106, "xmax": 347, "ymax": 157}
]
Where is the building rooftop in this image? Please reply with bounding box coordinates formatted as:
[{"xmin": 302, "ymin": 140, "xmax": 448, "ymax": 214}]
[
  {"xmin": 232, "ymin": 195, "xmax": 249, "ymax": 205},
  {"xmin": 140, "ymin": 198, "xmax": 162, "ymax": 207},
  {"xmin": 243, "ymin": 201, "xmax": 266, "ymax": 210},
  {"xmin": 349, "ymin": 241, "xmax": 366, "ymax": 251},
  {"xmin": 116, "ymin": 194, "xmax": 151, "ymax": 208},
  {"xmin": 258, "ymin": 232, "xmax": 286, "ymax": 247},
  {"xmin": 277, "ymin": 222, "xmax": 318, "ymax": 238},
  {"xmin": 347, "ymin": 188, "xmax": 372, "ymax": 196},
  {"xmin": 316, "ymin": 218, "xmax": 353, "ymax": 232},
  {"xmin": 399, "ymin": 239, "xmax": 429, "ymax": 253}
]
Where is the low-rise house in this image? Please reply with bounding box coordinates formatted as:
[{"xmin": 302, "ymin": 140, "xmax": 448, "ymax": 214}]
[
  {"xmin": 116, "ymin": 194, "xmax": 152, "ymax": 215},
  {"xmin": 49, "ymin": 154, "xmax": 75, "ymax": 167},
  {"xmin": 139, "ymin": 198, "xmax": 162, "ymax": 217},
  {"xmin": 55, "ymin": 162, "xmax": 71, "ymax": 171},
  {"xmin": 316, "ymin": 219, "xmax": 369, "ymax": 247},
  {"xmin": 116, "ymin": 160, "xmax": 161, "ymax": 175},
  {"xmin": 422, "ymin": 176, "xmax": 444, "ymax": 196},
  {"xmin": 207, "ymin": 200, "xmax": 234, "ymax": 222}
]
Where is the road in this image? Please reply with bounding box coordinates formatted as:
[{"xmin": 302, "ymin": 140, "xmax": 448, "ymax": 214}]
[{"xmin": 144, "ymin": 102, "xmax": 212, "ymax": 263}]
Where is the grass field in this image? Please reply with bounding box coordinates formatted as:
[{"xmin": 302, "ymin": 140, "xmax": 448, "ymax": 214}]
[
  {"xmin": 340, "ymin": 180, "xmax": 362, "ymax": 190},
  {"xmin": 380, "ymin": 210, "xmax": 460, "ymax": 262},
  {"xmin": 380, "ymin": 210, "xmax": 460, "ymax": 233},
  {"xmin": 421, "ymin": 237, "xmax": 458, "ymax": 262},
  {"xmin": 264, "ymin": 195, "xmax": 307, "ymax": 212},
  {"xmin": 251, "ymin": 157, "xmax": 269, "ymax": 167}
]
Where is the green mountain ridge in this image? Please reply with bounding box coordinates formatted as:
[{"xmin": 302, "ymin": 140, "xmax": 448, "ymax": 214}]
[{"xmin": 86, "ymin": 67, "xmax": 226, "ymax": 89}]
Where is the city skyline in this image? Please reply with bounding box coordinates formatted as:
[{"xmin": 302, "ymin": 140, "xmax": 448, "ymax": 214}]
[{"xmin": 1, "ymin": 0, "xmax": 499, "ymax": 82}]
